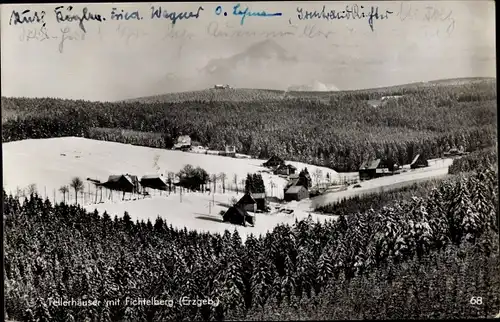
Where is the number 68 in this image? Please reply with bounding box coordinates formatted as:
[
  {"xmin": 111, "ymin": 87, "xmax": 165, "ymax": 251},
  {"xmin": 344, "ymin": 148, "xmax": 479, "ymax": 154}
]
[{"xmin": 470, "ymin": 297, "xmax": 483, "ymax": 305}]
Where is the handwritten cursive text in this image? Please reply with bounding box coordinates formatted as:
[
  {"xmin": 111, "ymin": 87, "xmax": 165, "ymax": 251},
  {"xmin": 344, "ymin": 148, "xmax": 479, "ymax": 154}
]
[
  {"xmin": 9, "ymin": 9, "xmax": 46, "ymax": 27},
  {"xmin": 206, "ymin": 21, "xmax": 296, "ymax": 38},
  {"xmin": 217, "ymin": 3, "xmax": 282, "ymax": 25},
  {"xmin": 395, "ymin": 2, "xmax": 455, "ymax": 36},
  {"xmin": 58, "ymin": 27, "xmax": 86, "ymax": 53},
  {"xmin": 54, "ymin": 6, "xmax": 105, "ymax": 33},
  {"xmin": 150, "ymin": 6, "xmax": 204, "ymax": 24},
  {"xmin": 111, "ymin": 8, "xmax": 142, "ymax": 21},
  {"xmin": 297, "ymin": 5, "xmax": 393, "ymax": 31}
]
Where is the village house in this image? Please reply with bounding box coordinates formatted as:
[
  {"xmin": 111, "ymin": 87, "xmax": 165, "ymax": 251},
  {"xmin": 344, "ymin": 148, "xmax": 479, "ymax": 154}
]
[
  {"xmin": 251, "ymin": 193, "xmax": 267, "ymax": 212},
  {"xmin": 221, "ymin": 145, "xmax": 236, "ymax": 157},
  {"xmin": 99, "ymin": 174, "xmax": 140, "ymax": 193},
  {"xmin": 263, "ymin": 155, "xmax": 285, "ymax": 168},
  {"xmin": 97, "ymin": 174, "xmax": 140, "ymax": 200},
  {"xmin": 284, "ymin": 185, "xmax": 309, "ymax": 201},
  {"xmin": 235, "ymin": 193, "xmax": 258, "ymax": 213},
  {"xmin": 410, "ymin": 154, "xmax": 429, "ymax": 169},
  {"xmin": 140, "ymin": 174, "xmax": 168, "ymax": 191},
  {"xmin": 359, "ymin": 159, "xmax": 381, "ymax": 181},
  {"xmin": 274, "ymin": 164, "xmax": 297, "ymax": 176},
  {"xmin": 282, "ymin": 170, "xmax": 311, "ymax": 200},
  {"xmin": 173, "ymin": 135, "xmax": 192, "ymax": 150},
  {"xmin": 222, "ymin": 206, "xmax": 254, "ymax": 226},
  {"xmin": 359, "ymin": 159, "xmax": 400, "ymax": 180}
]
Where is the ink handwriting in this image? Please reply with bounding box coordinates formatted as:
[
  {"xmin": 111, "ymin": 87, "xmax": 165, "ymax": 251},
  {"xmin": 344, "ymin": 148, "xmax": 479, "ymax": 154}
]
[
  {"xmin": 9, "ymin": 9, "xmax": 47, "ymax": 27},
  {"xmin": 58, "ymin": 27, "xmax": 86, "ymax": 53},
  {"xmin": 17, "ymin": 25, "xmax": 85, "ymax": 53},
  {"xmin": 207, "ymin": 21, "xmax": 296, "ymax": 38},
  {"xmin": 396, "ymin": 2, "xmax": 455, "ymax": 35},
  {"xmin": 215, "ymin": 4, "xmax": 282, "ymax": 25},
  {"xmin": 206, "ymin": 20, "xmax": 340, "ymax": 39},
  {"xmin": 296, "ymin": 5, "xmax": 393, "ymax": 31},
  {"xmin": 111, "ymin": 8, "xmax": 142, "ymax": 21},
  {"xmin": 150, "ymin": 6, "xmax": 204, "ymax": 24},
  {"xmin": 54, "ymin": 6, "xmax": 105, "ymax": 33},
  {"xmin": 19, "ymin": 26, "xmax": 52, "ymax": 42}
]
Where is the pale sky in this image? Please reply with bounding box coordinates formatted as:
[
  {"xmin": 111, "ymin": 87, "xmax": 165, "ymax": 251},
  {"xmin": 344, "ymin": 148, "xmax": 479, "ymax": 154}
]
[{"xmin": 1, "ymin": 1, "xmax": 496, "ymax": 101}]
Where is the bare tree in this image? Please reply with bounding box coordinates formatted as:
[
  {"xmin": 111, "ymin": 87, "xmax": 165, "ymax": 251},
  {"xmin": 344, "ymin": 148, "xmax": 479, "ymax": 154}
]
[
  {"xmin": 269, "ymin": 180, "xmax": 276, "ymax": 197},
  {"xmin": 233, "ymin": 174, "xmax": 238, "ymax": 194},
  {"xmin": 315, "ymin": 169, "xmax": 323, "ymax": 186},
  {"xmin": 70, "ymin": 177, "xmax": 84, "ymax": 205},
  {"xmin": 167, "ymin": 171, "xmax": 175, "ymax": 193},
  {"xmin": 211, "ymin": 174, "xmax": 218, "ymax": 194},
  {"xmin": 219, "ymin": 172, "xmax": 227, "ymax": 193},
  {"xmin": 27, "ymin": 183, "xmax": 37, "ymax": 196},
  {"xmin": 59, "ymin": 185, "xmax": 69, "ymax": 204},
  {"xmin": 15, "ymin": 187, "xmax": 24, "ymax": 199}
]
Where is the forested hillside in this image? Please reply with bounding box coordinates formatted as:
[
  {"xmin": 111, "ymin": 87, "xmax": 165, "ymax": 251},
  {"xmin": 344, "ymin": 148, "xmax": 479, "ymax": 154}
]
[
  {"xmin": 123, "ymin": 77, "xmax": 494, "ymax": 104},
  {"xmin": 4, "ymin": 165, "xmax": 498, "ymax": 321},
  {"xmin": 449, "ymin": 146, "xmax": 499, "ymax": 174},
  {"xmin": 125, "ymin": 88, "xmax": 286, "ymax": 104},
  {"xmin": 2, "ymin": 79, "xmax": 496, "ymax": 172}
]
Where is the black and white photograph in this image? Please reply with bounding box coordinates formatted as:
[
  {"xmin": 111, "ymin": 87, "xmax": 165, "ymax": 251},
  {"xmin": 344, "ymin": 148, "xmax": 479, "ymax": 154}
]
[{"xmin": 2, "ymin": 1, "xmax": 498, "ymax": 320}]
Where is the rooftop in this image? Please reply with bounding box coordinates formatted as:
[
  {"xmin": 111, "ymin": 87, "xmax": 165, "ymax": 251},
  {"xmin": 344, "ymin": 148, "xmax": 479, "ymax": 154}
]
[
  {"xmin": 286, "ymin": 185, "xmax": 306, "ymax": 194},
  {"xmin": 359, "ymin": 159, "xmax": 381, "ymax": 170}
]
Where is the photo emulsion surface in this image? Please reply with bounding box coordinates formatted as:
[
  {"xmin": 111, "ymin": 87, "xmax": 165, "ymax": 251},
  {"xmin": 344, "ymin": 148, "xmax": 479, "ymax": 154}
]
[{"xmin": 2, "ymin": 1, "xmax": 498, "ymax": 320}]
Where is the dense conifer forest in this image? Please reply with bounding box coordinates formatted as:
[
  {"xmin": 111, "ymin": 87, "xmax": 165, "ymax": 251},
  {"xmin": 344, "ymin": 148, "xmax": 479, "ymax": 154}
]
[
  {"xmin": 2, "ymin": 80, "xmax": 496, "ymax": 172},
  {"xmin": 4, "ymin": 163, "xmax": 498, "ymax": 321}
]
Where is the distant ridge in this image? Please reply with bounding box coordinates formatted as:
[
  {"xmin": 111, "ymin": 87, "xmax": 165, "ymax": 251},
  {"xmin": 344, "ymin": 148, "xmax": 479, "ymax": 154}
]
[{"xmin": 123, "ymin": 77, "xmax": 495, "ymax": 104}]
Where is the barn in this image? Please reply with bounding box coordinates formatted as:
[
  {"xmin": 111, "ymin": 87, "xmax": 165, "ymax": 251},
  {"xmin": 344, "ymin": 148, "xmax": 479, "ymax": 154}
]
[
  {"xmin": 250, "ymin": 193, "xmax": 267, "ymax": 212},
  {"xmin": 274, "ymin": 164, "xmax": 297, "ymax": 176},
  {"xmin": 284, "ymin": 185, "xmax": 309, "ymax": 201},
  {"xmin": 263, "ymin": 155, "xmax": 285, "ymax": 168},
  {"xmin": 222, "ymin": 206, "xmax": 255, "ymax": 226},
  {"xmin": 410, "ymin": 154, "xmax": 429, "ymax": 169},
  {"xmin": 140, "ymin": 174, "xmax": 168, "ymax": 191},
  {"xmin": 235, "ymin": 193, "xmax": 257, "ymax": 213},
  {"xmin": 99, "ymin": 174, "xmax": 140, "ymax": 193},
  {"xmin": 359, "ymin": 159, "xmax": 381, "ymax": 180}
]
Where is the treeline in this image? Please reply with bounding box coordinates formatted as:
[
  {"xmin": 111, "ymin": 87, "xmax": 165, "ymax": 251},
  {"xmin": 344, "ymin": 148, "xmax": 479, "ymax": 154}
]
[
  {"xmin": 449, "ymin": 146, "xmax": 499, "ymax": 174},
  {"xmin": 4, "ymin": 166, "xmax": 498, "ymax": 321},
  {"xmin": 2, "ymin": 80, "xmax": 497, "ymax": 172},
  {"xmin": 87, "ymin": 127, "xmax": 166, "ymax": 148}
]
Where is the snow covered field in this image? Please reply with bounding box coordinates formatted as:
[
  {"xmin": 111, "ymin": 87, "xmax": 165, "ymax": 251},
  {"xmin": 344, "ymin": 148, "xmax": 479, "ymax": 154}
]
[
  {"xmin": 83, "ymin": 191, "xmax": 332, "ymax": 240},
  {"xmin": 3, "ymin": 137, "xmax": 339, "ymax": 240}
]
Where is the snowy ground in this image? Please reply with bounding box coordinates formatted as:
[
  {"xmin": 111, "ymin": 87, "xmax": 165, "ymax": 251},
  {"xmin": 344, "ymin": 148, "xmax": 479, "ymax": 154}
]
[
  {"xmin": 3, "ymin": 137, "xmax": 340, "ymax": 200},
  {"xmin": 3, "ymin": 137, "xmax": 339, "ymax": 240},
  {"xmin": 83, "ymin": 190, "xmax": 332, "ymax": 240}
]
